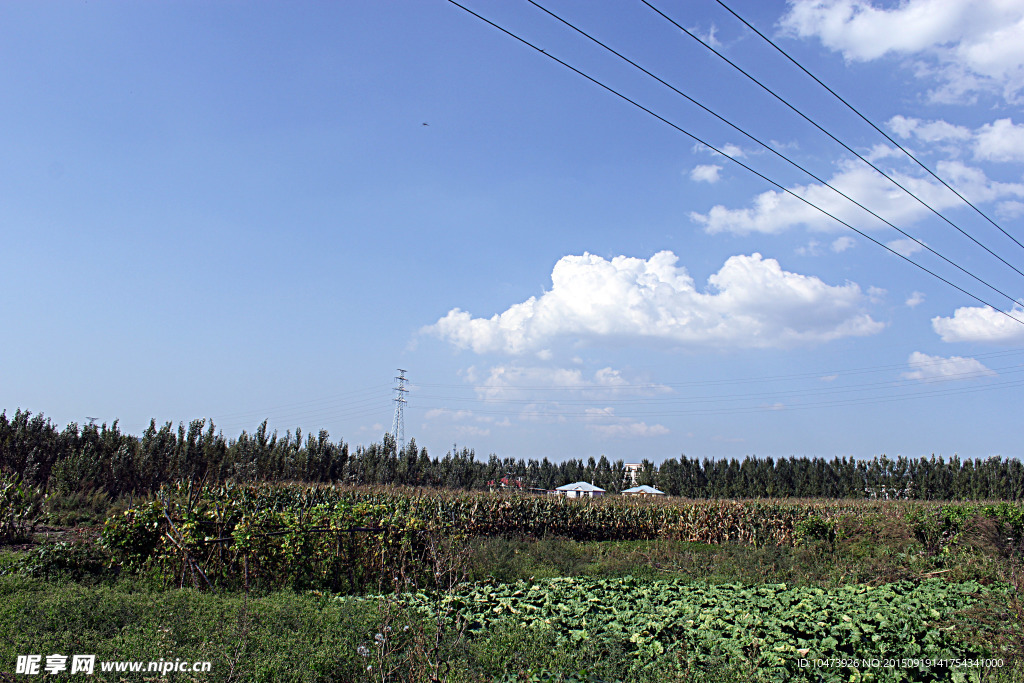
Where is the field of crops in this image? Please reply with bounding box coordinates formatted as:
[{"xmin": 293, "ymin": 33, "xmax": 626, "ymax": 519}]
[
  {"xmin": 365, "ymin": 576, "xmax": 1002, "ymax": 682},
  {"xmin": 2, "ymin": 480, "xmax": 1021, "ymax": 681}
]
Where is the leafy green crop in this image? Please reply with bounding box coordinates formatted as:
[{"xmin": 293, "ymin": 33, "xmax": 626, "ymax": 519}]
[{"xmin": 368, "ymin": 577, "xmax": 1009, "ymax": 682}]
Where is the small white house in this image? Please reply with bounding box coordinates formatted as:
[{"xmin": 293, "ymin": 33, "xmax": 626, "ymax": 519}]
[
  {"xmin": 554, "ymin": 481, "xmax": 606, "ymax": 498},
  {"xmin": 621, "ymin": 485, "xmax": 666, "ymax": 497}
]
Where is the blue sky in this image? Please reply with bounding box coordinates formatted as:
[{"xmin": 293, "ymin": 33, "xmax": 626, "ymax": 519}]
[{"xmin": 3, "ymin": 0, "xmax": 1024, "ymax": 463}]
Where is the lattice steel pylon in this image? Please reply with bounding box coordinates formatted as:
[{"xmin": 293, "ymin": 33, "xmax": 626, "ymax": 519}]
[{"xmin": 391, "ymin": 369, "xmax": 408, "ymax": 453}]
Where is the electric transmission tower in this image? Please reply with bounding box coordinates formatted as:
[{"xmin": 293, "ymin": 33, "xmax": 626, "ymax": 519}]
[{"xmin": 391, "ymin": 369, "xmax": 408, "ymax": 452}]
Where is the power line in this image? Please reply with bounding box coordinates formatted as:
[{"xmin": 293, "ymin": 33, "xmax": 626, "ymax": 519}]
[
  {"xmin": 443, "ymin": 0, "xmax": 1024, "ymax": 328},
  {"xmin": 523, "ymin": 0, "xmax": 1023, "ymax": 310},
  {"xmin": 712, "ymin": 0, "xmax": 1024, "ymax": 255},
  {"xmin": 639, "ymin": 0, "xmax": 1024, "ymax": 283},
  {"xmin": 415, "ymin": 362, "xmax": 1024, "ymax": 401},
  {"xmin": 212, "ymin": 401, "xmax": 393, "ymax": 437},
  {"xmin": 416, "ymin": 362, "xmax": 1024, "ymax": 407},
  {"xmin": 199, "ymin": 351, "xmax": 1024, "ymax": 433},
  {"xmin": 206, "ymin": 385, "xmax": 394, "ymax": 435},
  {"xmin": 416, "ymin": 346, "xmax": 1024, "ymax": 392},
  {"xmin": 210, "ymin": 384, "xmax": 392, "ymax": 422},
  {"xmin": 418, "ymin": 375, "xmax": 1024, "ymax": 419}
]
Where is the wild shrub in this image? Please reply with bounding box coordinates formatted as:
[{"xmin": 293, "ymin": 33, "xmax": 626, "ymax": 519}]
[{"xmin": 11, "ymin": 540, "xmax": 113, "ymax": 582}]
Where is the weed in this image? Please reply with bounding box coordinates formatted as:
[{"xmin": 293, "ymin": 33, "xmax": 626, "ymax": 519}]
[
  {"xmin": 42, "ymin": 489, "xmax": 116, "ymax": 526},
  {"xmin": 8, "ymin": 540, "xmax": 114, "ymax": 583}
]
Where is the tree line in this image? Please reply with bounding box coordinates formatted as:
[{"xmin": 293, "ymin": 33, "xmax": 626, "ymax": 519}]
[{"xmin": 2, "ymin": 409, "xmax": 1022, "ymax": 500}]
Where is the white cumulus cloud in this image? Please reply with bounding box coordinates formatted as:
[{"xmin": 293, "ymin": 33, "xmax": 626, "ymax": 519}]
[
  {"xmin": 932, "ymin": 303, "xmax": 1024, "ymax": 343},
  {"xmin": 782, "ymin": 0, "xmax": 1024, "ymax": 103},
  {"xmin": 975, "ymin": 118, "xmax": 1024, "ymax": 161},
  {"xmin": 425, "ymin": 251, "xmax": 883, "ymax": 353},
  {"xmin": 997, "ymin": 200, "xmax": 1024, "ymax": 219},
  {"xmin": 901, "ymin": 351, "xmax": 996, "ymax": 380},
  {"xmin": 690, "ymin": 164, "xmax": 722, "ymax": 183}
]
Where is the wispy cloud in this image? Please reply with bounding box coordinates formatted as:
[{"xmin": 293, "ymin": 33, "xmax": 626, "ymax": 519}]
[
  {"xmin": 902, "ymin": 351, "xmax": 996, "ymax": 381},
  {"xmin": 886, "ymin": 238, "xmax": 925, "ymax": 257},
  {"xmin": 470, "ymin": 364, "xmax": 671, "ymax": 402},
  {"xmin": 689, "ymin": 158, "xmax": 1024, "ymax": 236},
  {"xmin": 832, "ymin": 236, "xmax": 856, "ymax": 253},
  {"xmin": 583, "ymin": 407, "xmax": 668, "ymax": 438},
  {"xmin": 890, "ymin": 115, "xmax": 1024, "ymax": 162}
]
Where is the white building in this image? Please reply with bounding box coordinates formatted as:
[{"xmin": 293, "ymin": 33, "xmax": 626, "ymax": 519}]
[
  {"xmin": 554, "ymin": 481, "xmax": 606, "ymax": 498},
  {"xmin": 621, "ymin": 485, "xmax": 666, "ymax": 497},
  {"xmin": 623, "ymin": 463, "xmax": 643, "ymax": 486}
]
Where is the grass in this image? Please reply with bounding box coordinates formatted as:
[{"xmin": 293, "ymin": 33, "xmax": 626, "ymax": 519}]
[
  {"xmin": 0, "ymin": 575, "xmax": 382, "ymax": 682},
  {"xmin": 0, "ymin": 574, "xmax": 809, "ymax": 682},
  {"xmin": 465, "ymin": 518, "xmax": 1013, "ymax": 588},
  {"xmin": 41, "ymin": 489, "xmax": 122, "ymax": 527}
]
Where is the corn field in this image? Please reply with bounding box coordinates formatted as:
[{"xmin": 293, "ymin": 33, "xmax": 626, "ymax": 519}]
[{"xmin": 97, "ymin": 481, "xmax": 1024, "ymax": 592}]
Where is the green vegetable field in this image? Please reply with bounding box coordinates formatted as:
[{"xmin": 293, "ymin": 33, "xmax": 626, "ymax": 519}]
[{"xmin": 379, "ymin": 577, "xmax": 1000, "ymax": 682}]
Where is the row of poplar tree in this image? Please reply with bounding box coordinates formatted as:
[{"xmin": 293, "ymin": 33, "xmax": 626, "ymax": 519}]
[{"xmin": 2, "ymin": 409, "xmax": 1022, "ymax": 500}]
